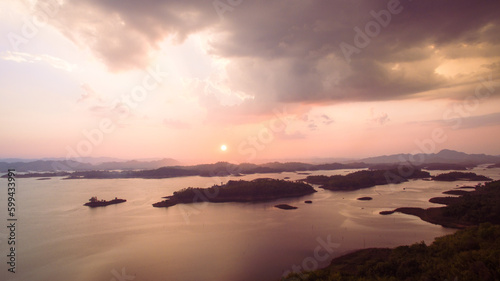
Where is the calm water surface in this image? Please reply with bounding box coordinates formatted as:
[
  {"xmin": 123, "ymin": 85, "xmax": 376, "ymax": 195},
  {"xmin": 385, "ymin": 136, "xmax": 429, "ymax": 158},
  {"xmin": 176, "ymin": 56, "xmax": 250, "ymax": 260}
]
[{"xmin": 1, "ymin": 166, "xmax": 499, "ymax": 281}]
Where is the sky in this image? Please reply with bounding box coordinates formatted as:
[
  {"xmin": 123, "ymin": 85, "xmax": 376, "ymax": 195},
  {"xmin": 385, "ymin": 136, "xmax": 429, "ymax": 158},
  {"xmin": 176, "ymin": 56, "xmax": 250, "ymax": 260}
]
[{"xmin": 0, "ymin": 0, "xmax": 499, "ymax": 164}]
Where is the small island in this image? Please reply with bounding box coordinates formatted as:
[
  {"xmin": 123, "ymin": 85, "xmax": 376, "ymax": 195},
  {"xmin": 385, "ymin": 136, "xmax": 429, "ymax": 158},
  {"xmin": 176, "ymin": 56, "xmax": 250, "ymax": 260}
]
[
  {"xmin": 84, "ymin": 196, "xmax": 126, "ymax": 207},
  {"xmin": 274, "ymin": 204, "xmax": 298, "ymax": 210},
  {"xmin": 431, "ymin": 171, "xmax": 492, "ymax": 181},
  {"xmin": 152, "ymin": 178, "xmax": 316, "ymax": 208}
]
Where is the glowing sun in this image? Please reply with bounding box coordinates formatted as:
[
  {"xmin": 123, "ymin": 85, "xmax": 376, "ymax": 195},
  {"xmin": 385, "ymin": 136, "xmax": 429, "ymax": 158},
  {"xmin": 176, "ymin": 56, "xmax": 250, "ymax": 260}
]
[{"xmin": 220, "ymin": 144, "xmax": 227, "ymax": 151}]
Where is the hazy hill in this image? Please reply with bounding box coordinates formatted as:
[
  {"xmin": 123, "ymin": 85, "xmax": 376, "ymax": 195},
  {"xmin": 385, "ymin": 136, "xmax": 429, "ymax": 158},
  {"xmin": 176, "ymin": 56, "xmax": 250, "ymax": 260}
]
[
  {"xmin": 0, "ymin": 160, "xmax": 94, "ymax": 172},
  {"xmin": 361, "ymin": 149, "xmax": 500, "ymax": 165},
  {"xmin": 0, "ymin": 158, "xmax": 180, "ymax": 172},
  {"xmin": 93, "ymin": 158, "xmax": 180, "ymax": 170}
]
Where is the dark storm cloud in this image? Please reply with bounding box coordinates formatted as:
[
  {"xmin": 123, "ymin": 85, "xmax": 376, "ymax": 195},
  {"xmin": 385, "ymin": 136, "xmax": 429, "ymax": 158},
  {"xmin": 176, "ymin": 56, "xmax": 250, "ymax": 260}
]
[
  {"xmin": 47, "ymin": 0, "xmax": 500, "ymax": 104},
  {"xmin": 212, "ymin": 0, "xmax": 500, "ymax": 103}
]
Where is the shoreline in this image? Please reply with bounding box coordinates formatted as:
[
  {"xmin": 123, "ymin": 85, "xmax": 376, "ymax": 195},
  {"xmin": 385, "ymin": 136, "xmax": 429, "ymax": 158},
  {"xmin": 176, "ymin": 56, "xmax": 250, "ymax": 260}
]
[
  {"xmin": 281, "ymin": 180, "xmax": 500, "ymax": 280},
  {"xmin": 379, "ymin": 206, "xmax": 472, "ymax": 229},
  {"xmin": 379, "ymin": 180, "xmax": 496, "ymax": 229}
]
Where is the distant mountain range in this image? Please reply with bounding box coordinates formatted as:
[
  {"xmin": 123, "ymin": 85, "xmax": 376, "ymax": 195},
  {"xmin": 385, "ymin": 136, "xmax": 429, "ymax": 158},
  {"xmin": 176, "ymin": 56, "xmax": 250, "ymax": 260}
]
[
  {"xmin": 360, "ymin": 149, "xmax": 500, "ymax": 165},
  {"xmin": 0, "ymin": 158, "xmax": 180, "ymax": 172},
  {"xmin": 0, "ymin": 157, "xmax": 127, "ymax": 164},
  {"xmin": 1, "ymin": 149, "xmax": 499, "ymax": 173}
]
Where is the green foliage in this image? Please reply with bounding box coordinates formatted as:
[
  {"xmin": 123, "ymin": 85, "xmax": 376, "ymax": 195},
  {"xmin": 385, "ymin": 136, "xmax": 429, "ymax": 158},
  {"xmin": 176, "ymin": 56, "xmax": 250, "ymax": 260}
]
[
  {"xmin": 282, "ymin": 223, "xmax": 500, "ymax": 281},
  {"xmin": 442, "ymin": 180, "xmax": 500, "ymax": 225}
]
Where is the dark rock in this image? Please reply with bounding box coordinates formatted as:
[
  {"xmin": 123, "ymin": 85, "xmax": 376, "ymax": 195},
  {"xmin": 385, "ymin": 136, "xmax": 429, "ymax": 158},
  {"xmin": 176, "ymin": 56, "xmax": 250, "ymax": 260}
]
[{"xmin": 275, "ymin": 204, "xmax": 298, "ymax": 210}]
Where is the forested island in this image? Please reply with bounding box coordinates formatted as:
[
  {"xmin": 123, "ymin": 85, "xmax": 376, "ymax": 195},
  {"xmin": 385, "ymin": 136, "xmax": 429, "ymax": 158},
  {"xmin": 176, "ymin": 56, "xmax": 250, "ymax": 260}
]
[
  {"xmin": 432, "ymin": 171, "xmax": 492, "ymax": 181},
  {"xmin": 282, "ymin": 180, "xmax": 500, "ymax": 280},
  {"xmin": 83, "ymin": 196, "xmax": 126, "ymax": 207},
  {"xmin": 304, "ymin": 169, "xmax": 430, "ymax": 191},
  {"xmin": 303, "ymin": 169, "xmax": 491, "ymax": 192},
  {"xmin": 152, "ymin": 178, "xmax": 316, "ymax": 208}
]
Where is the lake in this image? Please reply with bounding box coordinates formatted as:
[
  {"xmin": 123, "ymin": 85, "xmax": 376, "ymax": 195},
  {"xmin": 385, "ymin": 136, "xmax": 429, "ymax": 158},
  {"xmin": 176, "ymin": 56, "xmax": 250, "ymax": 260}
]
[{"xmin": 1, "ymin": 166, "xmax": 499, "ymax": 281}]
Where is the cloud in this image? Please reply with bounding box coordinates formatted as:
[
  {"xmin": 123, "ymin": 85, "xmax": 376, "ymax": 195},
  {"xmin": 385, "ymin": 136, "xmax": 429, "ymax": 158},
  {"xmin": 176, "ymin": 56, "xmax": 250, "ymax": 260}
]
[
  {"xmin": 45, "ymin": 0, "xmax": 500, "ymax": 109},
  {"xmin": 308, "ymin": 123, "xmax": 318, "ymax": 131},
  {"xmin": 368, "ymin": 108, "xmax": 390, "ymax": 126},
  {"xmin": 45, "ymin": 0, "xmax": 220, "ymax": 71},
  {"xmin": 78, "ymin": 83, "xmax": 103, "ymax": 103},
  {"xmin": 81, "ymin": 99, "xmax": 138, "ymax": 128},
  {"xmin": 209, "ymin": 0, "xmax": 500, "ymax": 105},
  {"xmin": 188, "ymin": 77, "xmax": 254, "ymax": 107},
  {"xmin": 305, "ymin": 113, "xmax": 335, "ymax": 131},
  {"xmin": 0, "ymin": 51, "xmax": 76, "ymax": 71},
  {"xmin": 76, "ymin": 83, "xmax": 132, "ymax": 124},
  {"xmin": 320, "ymin": 114, "xmax": 334, "ymax": 125}
]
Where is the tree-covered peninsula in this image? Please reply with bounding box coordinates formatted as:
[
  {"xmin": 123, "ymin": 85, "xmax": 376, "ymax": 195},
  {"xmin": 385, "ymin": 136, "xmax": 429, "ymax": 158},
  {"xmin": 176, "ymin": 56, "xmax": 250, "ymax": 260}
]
[
  {"xmin": 282, "ymin": 223, "xmax": 500, "ymax": 281},
  {"xmin": 281, "ymin": 180, "xmax": 500, "ymax": 280}
]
